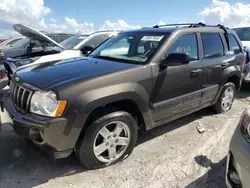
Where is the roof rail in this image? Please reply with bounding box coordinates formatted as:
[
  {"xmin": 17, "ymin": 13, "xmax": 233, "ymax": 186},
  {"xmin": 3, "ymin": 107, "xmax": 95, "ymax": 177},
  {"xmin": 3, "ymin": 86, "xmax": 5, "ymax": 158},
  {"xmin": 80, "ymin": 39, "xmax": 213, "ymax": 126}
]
[
  {"xmin": 152, "ymin": 22, "xmax": 229, "ymax": 29},
  {"xmin": 151, "ymin": 22, "xmax": 230, "ymax": 50},
  {"xmin": 152, "ymin": 22, "xmax": 206, "ymax": 28}
]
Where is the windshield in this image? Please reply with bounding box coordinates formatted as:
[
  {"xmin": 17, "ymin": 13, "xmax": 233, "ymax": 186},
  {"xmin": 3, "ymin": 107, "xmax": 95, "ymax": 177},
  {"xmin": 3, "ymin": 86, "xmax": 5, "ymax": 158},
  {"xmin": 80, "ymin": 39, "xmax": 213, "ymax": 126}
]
[
  {"xmin": 59, "ymin": 34, "xmax": 89, "ymax": 50},
  {"xmin": 90, "ymin": 32, "xmax": 169, "ymax": 64},
  {"xmin": 10, "ymin": 38, "xmax": 29, "ymax": 48},
  {"xmin": 233, "ymin": 27, "xmax": 250, "ymax": 41}
]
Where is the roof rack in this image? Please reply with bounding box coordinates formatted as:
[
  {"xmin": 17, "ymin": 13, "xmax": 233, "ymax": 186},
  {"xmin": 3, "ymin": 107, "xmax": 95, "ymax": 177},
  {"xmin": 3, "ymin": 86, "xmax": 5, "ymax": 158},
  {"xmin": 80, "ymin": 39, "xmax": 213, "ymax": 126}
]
[
  {"xmin": 152, "ymin": 22, "xmax": 229, "ymax": 29},
  {"xmin": 152, "ymin": 22, "xmax": 204, "ymax": 28},
  {"xmin": 152, "ymin": 22, "xmax": 230, "ymax": 50}
]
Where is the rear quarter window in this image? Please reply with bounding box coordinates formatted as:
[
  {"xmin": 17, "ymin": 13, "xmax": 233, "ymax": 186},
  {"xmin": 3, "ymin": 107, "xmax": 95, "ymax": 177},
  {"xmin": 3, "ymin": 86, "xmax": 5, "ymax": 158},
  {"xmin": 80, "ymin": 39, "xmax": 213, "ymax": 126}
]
[
  {"xmin": 201, "ymin": 33, "xmax": 224, "ymax": 59},
  {"xmin": 228, "ymin": 34, "xmax": 242, "ymax": 54}
]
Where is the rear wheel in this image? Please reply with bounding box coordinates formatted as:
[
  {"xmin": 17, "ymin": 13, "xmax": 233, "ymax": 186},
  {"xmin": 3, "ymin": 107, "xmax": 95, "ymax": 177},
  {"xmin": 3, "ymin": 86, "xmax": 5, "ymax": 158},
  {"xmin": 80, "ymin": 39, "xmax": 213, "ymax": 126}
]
[
  {"xmin": 214, "ymin": 82, "xmax": 236, "ymax": 113},
  {"xmin": 75, "ymin": 110, "xmax": 138, "ymax": 169}
]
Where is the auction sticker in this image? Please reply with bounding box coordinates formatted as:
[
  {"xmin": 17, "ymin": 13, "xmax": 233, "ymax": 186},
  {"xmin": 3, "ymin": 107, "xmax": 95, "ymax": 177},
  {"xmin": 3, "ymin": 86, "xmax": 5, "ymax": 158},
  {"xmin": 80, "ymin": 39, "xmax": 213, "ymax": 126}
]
[{"xmin": 141, "ymin": 36, "xmax": 164, "ymax": 41}]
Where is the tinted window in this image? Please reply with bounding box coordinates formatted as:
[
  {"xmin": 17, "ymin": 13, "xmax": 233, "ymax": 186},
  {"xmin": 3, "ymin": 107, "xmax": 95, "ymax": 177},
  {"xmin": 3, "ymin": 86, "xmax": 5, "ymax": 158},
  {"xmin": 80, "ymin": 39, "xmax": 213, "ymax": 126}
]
[
  {"xmin": 166, "ymin": 34, "xmax": 198, "ymax": 60},
  {"xmin": 229, "ymin": 34, "xmax": 241, "ymax": 54},
  {"xmin": 201, "ymin": 33, "xmax": 224, "ymax": 58},
  {"xmin": 232, "ymin": 27, "xmax": 250, "ymax": 41},
  {"xmin": 84, "ymin": 34, "xmax": 111, "ymax": 48}
]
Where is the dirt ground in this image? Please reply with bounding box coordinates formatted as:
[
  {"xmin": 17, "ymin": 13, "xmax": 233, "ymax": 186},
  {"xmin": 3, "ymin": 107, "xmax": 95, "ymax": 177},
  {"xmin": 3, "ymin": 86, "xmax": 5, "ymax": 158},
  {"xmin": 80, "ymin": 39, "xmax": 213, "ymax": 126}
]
[{"xmin": 0, "ymin": 86, "xmax": 250, "ymax": 188}]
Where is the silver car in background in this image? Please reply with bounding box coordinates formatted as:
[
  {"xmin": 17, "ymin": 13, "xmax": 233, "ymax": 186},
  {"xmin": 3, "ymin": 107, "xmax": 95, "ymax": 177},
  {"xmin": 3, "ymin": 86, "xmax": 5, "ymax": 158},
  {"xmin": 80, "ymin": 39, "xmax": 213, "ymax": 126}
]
[
  {"xmin": 226, "ymin": 107, "xmax": 250, "ymax": 188},
  {"xmin": 232, "ymin": 27, "xmax": 250, "ymax": 83},
  {"xmin": 4, "ymin": 24, "xmax": 118, "ymax": 81},
  {"xmin": 0, "ymin": 36, "xmax": 25, "ymax": 48}
]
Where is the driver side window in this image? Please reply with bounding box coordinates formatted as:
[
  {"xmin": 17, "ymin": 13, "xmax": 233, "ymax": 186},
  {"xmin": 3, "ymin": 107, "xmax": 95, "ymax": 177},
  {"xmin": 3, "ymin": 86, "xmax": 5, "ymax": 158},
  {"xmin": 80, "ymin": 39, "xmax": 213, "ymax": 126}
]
[{"xmin": 166, "ymin": 34, "xmax": 198, "ymax": 61}]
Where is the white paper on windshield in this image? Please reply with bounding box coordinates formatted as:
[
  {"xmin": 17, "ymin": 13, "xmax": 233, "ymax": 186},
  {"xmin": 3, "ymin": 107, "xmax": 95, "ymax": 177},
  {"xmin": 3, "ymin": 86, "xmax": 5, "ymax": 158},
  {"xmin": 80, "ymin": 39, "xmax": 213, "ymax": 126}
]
[{"xmin": 141, "ymin": 36, "xmax": 164, "ymax": 41}]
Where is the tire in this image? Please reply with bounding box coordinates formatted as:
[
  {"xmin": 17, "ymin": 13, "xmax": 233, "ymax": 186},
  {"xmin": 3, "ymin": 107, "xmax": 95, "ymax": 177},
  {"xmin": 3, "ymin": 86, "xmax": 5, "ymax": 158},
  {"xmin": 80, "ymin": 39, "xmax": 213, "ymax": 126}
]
[
  {"xmin": 75, "ymin": 109, "xmax": 138, "ymax": 169},
  {"xmin": 214, "ymin": 82, "xmax": 236, "ymax": 114}
]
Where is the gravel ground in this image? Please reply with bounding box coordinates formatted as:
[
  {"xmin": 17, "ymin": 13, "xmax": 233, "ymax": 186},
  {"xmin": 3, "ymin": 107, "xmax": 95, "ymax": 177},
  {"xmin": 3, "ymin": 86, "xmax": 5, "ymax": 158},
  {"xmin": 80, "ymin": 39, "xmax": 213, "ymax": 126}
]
[{"xmin": 0, "ymin": 87, "xmax": 250, "ymax": 188}]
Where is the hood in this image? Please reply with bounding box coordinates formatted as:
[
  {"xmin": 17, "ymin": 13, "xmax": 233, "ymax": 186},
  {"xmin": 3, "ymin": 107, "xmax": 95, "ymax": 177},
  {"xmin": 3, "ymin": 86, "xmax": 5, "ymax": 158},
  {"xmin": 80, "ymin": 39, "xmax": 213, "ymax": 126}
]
[
  {"xmin": 13, "ymin": 24, "xmax": 65, "ymax": 49},
  {"xmin": 15, "ymin": 57, "xmax": 138, "ymax": 90}
]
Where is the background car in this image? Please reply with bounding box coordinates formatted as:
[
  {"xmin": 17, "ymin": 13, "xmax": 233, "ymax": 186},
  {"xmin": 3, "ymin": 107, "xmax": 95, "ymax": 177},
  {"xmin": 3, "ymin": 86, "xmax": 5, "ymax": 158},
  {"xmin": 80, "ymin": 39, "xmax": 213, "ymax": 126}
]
[
  {"xmin": 46, "ymin": 33, "xmax": 73, "ymax": 43},
  {"xmin": 0, "ymin": 24, "xmax": 73, "ymax": 64},
  {"xmin": 226, "ymin": 107, "xmax": 250, "ymax": 188},
  {"xmin": 0, "ymin": 36, "xmax": 25, "ymax": 48},
  {"xmin": 232, "ymin": 27, "xmax": 250, "ymax": 83},
  {"xmin": 232, "ymin": 27, "xmax": 250, "ymax": 48},
  {"xmin": 4, "ymin": 30, "xmax": 119, "ymax": 81}
]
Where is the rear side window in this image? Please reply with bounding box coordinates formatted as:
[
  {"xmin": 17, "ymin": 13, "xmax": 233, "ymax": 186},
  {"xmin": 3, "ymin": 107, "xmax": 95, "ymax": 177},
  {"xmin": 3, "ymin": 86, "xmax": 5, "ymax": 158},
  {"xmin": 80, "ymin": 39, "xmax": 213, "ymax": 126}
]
[
  {"xmin": 228, "ymin": 34, "xmax": 242, "ymax": 54},
  {"xmin": 166, "ymin": 34, "xmax": 198, "ymax": 60},
  {"xmin": 201, "ymin": 33, "xmax": 224, "ymax": 59}
]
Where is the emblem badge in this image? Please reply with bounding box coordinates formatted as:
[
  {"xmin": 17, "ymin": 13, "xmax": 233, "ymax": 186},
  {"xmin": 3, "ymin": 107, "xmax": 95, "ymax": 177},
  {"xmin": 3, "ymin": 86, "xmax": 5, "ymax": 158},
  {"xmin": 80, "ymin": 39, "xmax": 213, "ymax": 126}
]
[{"xmin": 15, "ymin": 76, "xmax": 20, "ymax": 82}]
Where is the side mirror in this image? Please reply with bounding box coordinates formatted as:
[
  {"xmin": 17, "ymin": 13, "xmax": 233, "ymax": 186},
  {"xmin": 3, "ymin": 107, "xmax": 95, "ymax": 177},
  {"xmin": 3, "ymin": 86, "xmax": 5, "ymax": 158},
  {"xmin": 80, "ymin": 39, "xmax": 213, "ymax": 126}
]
[
  {"xmin": 81, "ymin": 45, "xmax": 95, "ymax": 55},
  {"xmin": 161, "ymin": 53, "xmax": 190, "ymax": 67}
]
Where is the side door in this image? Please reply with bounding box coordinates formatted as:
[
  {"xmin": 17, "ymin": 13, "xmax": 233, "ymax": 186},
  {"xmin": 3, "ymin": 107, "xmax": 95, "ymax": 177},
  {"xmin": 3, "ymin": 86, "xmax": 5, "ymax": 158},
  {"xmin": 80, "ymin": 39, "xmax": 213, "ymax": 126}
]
[
  {"xmin": 199, "ymin": 33, "xmax": 227, "ymax": 106},
  {"xmin": 152, "ymin": 33, "xmax": 206, "ymax": 123}
]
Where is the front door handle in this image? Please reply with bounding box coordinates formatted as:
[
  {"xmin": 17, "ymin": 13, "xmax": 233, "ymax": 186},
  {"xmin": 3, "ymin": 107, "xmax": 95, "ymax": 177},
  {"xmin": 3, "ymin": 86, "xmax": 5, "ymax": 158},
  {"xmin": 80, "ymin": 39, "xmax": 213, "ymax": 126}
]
[
  {"xmin": 190, "ymin": 69, "xmax": 202, "ymax": 79},
  {"xmin": 221, "ymin": 62, "xmax": 229, "ymax": 68},
  {"xmin": 191, "ymin": 69, "xmax": 202, "ymax": 74}
]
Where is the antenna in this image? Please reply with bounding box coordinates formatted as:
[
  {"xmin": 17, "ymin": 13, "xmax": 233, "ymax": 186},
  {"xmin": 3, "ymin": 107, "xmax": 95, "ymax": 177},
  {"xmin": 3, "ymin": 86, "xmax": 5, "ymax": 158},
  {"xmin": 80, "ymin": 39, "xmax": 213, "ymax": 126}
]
[{"xmin": 77, "ymin": 8, "xmax": 79, "ymax": 34}]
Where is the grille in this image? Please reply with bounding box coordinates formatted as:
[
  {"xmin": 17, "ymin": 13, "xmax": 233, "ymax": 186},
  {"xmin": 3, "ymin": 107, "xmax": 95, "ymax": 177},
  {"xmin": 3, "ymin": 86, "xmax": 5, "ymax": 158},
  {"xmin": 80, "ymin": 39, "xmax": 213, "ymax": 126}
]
[{"xmin": 9, "ymin": 81, "xmax": 33, "ymax": 112}]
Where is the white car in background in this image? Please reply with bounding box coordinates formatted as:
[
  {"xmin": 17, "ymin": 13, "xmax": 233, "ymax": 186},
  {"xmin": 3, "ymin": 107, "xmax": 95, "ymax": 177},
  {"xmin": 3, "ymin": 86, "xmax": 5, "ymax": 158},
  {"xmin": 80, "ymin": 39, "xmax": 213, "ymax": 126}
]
[
  {"xmin": 4, "ymin": 24, "xmax": 119, "ymax": 81},
  {"xmin": 0, "ymin": 36, "xmax": 25, "ymax": 48},
  {"xmin": 232, "ymin": 27, "xmax": 250, "ymax": 83}
]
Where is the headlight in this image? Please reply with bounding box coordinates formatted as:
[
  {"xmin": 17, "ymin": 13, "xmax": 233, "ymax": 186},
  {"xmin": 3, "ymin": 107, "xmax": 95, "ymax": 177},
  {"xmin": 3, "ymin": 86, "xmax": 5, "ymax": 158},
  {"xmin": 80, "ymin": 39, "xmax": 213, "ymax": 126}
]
[
  {"xmin": 240, "ymin": 108, "xmax": 250, "ymax": 139},
  {"xmin": 30, "ymin": 91, "xmax": 67, "ymax": 117}
]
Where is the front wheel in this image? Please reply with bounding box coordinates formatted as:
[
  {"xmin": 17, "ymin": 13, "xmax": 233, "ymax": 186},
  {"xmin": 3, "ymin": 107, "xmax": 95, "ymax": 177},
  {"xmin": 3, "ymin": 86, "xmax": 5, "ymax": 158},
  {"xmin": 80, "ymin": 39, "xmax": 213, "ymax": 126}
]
[
  {"xmin": 75, "ymin": 110, "xmax": 138, "ymax": 169},
  {"xmin": 214, "ymin": 82, "xmax": 236, "ymax": 113}
]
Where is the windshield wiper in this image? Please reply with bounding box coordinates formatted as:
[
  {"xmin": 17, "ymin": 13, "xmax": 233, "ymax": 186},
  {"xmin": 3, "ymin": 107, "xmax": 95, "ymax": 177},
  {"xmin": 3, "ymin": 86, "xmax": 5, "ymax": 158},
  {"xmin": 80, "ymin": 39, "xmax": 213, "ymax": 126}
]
[
  {"xmin": 92, "ymin": 55, "xmax": 141, "ymax": 65},
  {"xmin": 93, "ymin": 55, "xmax": 120, "ymax": 61}
]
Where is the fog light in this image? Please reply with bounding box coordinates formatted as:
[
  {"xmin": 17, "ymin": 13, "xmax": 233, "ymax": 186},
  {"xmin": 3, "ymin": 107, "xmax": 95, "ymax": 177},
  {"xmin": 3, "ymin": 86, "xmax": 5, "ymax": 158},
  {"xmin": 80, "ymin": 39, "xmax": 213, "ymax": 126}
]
[{"xmin": 228, "ymin": 170, "xmax": 242, "ymax": 187}]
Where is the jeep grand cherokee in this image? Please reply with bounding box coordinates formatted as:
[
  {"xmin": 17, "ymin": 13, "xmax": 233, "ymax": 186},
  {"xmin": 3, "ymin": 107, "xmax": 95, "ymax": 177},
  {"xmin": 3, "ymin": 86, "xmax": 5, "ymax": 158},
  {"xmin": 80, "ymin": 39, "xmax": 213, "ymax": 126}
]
[{"xmin": 3, "ymin": 23, "xmax": 245, "ymax": 169}]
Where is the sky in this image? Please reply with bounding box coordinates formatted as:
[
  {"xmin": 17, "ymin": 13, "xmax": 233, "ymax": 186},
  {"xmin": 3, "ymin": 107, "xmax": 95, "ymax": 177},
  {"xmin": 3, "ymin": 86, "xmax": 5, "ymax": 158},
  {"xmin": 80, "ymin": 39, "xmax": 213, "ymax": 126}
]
[{"xmin": 0, "ymin": 0, "xmax": 250, "ymax": 37}]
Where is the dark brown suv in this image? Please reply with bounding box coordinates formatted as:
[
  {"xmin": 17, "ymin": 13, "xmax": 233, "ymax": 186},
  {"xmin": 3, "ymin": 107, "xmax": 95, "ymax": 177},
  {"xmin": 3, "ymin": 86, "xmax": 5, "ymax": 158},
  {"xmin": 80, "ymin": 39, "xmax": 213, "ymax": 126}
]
[{"xmin": 3, "ymin": 23, "xmax": 246, "ymax": 169}]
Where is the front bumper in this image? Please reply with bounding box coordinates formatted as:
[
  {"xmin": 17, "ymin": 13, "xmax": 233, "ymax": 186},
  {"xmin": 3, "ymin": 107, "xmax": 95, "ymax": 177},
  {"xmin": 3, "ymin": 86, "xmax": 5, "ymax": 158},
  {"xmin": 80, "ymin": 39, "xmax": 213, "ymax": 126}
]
[
  {"xmin": 3, "ymin": 95, "xmax": 73, "ymax": 159},
  {"xmin": 226, "ymin": 128, "xmax": 250, "ymax": 188}
]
